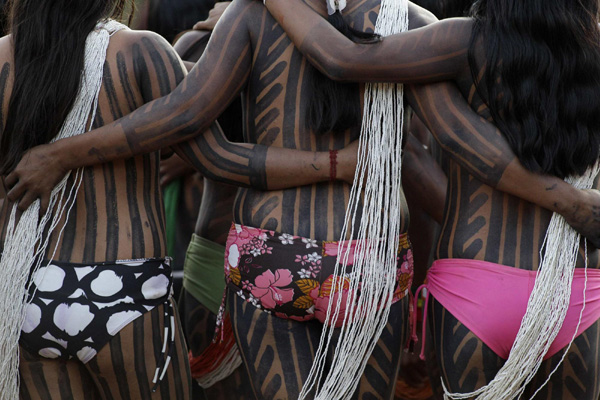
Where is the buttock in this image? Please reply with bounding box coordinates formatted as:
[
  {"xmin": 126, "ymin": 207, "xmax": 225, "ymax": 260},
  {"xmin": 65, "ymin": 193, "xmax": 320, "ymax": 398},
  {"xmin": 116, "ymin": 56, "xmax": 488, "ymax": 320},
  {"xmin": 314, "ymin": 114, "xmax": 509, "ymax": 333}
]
[
  {"xmin": 224, "ymin": 224, "xmax": 413, "ymax": 325},
  {"xmin": 424, "ymin": 259, "xmax": 600, "ymax": 360},
  {"xmin": 20, "ymin": 258, "xmax": 172, "ymax": 363}
]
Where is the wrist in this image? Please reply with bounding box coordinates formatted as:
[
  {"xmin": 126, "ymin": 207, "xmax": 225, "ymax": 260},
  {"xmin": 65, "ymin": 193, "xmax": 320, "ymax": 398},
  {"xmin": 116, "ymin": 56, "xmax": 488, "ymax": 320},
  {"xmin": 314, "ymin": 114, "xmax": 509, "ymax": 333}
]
[
  {"xmin": 551, "ymin": 181, "xmax": 579, "ymax": 216},
  {"xmin": 329, "ymin": 149, "xmax": 338, "ymax": 182},
  {"xmin": 497, "ymin": 160, "xmax": 571, "ymax": 214},
  {"xmin": 48, "ymin": 140, "xmax": 72, "ymax": 173}
]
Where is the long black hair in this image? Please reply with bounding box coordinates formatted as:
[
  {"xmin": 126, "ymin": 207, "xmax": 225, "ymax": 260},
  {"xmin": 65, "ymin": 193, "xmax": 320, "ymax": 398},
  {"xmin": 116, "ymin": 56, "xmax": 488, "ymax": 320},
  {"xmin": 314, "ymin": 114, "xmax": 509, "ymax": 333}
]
[
  {"xmin": 0, "ymin": 0, "xmax": 133, "ymax": 174},
  {"xmin": 468, "ymin": 0, "xmax": 600, "ymax": 178},
  {"xmin": 0, "ymin": 0, "xmax": 8, "ymax": 35},
  {"xmin": 413, "ymin": 0, "xmax": 475, "ymax": 19},
  {"xmin": 307, "ymin": 12, "xmax": 380, "ymax": 135}
]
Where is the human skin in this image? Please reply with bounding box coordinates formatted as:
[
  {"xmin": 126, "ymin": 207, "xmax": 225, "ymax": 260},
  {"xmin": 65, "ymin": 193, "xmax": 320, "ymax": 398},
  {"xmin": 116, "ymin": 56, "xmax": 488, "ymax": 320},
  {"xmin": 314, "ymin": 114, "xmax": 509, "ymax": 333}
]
[
  {"xmin": 2, "ymin": 12, "xmax": 359, "ymax": 400},
  {"xmin": 170, "ymin": 26, "xmax": 251, "ymax": 400},
  {"xmin": 0, "ymin": 27, "xmax": 195, "ymax": 399},
  {"xmin": 262, "ymin": 0, "xmax": 600, "ymax": 397},
  {"xmin": 4, "ymin": 0, "xmax": 600, "ymax": 397},
  {"xmin": 260, "ymin": 0, "xmax": 600, "ymax": 265},
  {"xmin": 5, "ymin": 1, "xmax": 600, "ymax": 248}
]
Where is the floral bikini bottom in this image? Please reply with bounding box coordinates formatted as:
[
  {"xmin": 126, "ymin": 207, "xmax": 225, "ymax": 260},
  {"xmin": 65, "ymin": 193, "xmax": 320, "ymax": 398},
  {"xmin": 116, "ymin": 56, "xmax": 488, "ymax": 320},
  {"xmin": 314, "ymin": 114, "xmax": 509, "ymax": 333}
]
[{"xmin": 224, "ymin": 224, "xmax": 413, "ymax": 326}]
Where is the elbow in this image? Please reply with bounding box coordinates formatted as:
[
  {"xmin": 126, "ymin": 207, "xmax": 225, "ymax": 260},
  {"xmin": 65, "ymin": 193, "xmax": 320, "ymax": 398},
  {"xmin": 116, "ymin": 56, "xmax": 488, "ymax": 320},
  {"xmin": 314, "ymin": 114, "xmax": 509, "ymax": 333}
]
[
  {"xmin": 313, "ymin": 56, "xmax": 348, "ymax": 82},
  {"xmin": 408, "ymin": 3, "xmax": 438, "ymax": 30},
  {"xmin": 304, "ymin": 48, "xmax": 355, "ymax": 82},
  {"xmin": 326, "ymin": 63, "xmax": 355, "ymax": 82},
  {"xmin": 417, "ymin": 10, "xmax": 438, "ymax": 27},
  {"xmin": 435, "ymin": 122, "xmax": 473, "ymax": 159}
]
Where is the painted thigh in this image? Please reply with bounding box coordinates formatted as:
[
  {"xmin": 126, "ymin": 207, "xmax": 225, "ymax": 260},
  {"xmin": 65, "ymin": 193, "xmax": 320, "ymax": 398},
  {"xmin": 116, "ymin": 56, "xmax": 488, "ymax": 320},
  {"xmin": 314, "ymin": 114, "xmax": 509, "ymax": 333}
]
[
  {"xmin": 525, "ymin": 319, "xmax": 600, "ymax": 400},
  {"xmin": 352, "ymin": 296, "xmax": 408, "ymax": 400},
  {"xmin": 19, "ymin": 346, "xmax": 101, "ymax": 400},
  {"xmin": 182, "ymin": 287, "xmax": 215, "ymax": 358},
  {"xmin": 229, "ymin": 290, "xmax": 408, "ymax": 400},
  {"xmin": 85, "ymin": 300, "xmax": 191, "ymax": 400},
  {"xmin": 429, "ymin": 297, "xmax": 504, "ymax": 393},
  {"xmin": 430, "ymin": 297, "xmax": 600, "ymax": 400}
]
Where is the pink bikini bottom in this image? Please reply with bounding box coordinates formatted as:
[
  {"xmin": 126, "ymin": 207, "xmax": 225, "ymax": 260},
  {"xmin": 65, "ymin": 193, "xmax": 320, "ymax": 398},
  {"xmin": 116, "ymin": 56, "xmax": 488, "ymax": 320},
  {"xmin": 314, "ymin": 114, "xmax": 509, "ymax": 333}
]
[{"xmin": 414, "ymin": 258, "xmax": 600, "ymax": 360}]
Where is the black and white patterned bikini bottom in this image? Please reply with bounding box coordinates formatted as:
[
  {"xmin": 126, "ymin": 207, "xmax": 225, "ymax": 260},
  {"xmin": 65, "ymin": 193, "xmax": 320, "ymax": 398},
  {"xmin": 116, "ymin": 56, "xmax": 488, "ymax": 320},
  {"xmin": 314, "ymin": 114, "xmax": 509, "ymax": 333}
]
[{"xmin": 20, "ymin": 258, "xmax": 172, "ymax": 363}]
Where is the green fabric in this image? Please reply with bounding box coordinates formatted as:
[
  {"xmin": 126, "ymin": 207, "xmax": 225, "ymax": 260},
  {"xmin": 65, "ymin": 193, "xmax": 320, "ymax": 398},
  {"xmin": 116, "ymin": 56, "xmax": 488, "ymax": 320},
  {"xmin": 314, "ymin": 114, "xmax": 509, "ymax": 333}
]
[
  {"xmin": 162, "ymin": 179, "xmax": 182, "ymax": 258},
  {"xmin": 183, "ymin": 234, "xmax": 226, "ymax": 315}
]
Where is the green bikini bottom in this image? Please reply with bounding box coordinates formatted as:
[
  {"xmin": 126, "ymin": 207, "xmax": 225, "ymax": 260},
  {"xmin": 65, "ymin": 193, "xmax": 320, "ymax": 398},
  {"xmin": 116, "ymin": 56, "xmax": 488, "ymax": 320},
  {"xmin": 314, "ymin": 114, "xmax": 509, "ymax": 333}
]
[{"xmin": 183, "ymin": 234, "xmax": 226, "ymax": 315}]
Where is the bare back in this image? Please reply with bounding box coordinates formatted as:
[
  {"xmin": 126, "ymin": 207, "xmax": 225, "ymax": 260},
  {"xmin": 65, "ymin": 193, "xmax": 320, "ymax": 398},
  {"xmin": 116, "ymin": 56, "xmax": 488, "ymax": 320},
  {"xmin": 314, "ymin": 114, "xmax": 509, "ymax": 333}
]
[
  {"xmin": 0, "ymin": 29, "xmax": 186, "ymax": 263},
  {"xmin": 437, "ymin": 42, "xmax": 600, "ymax": 270},
  {"xmin": 213, "ymin": 0, "xmax": 410, "ymax": 240}
]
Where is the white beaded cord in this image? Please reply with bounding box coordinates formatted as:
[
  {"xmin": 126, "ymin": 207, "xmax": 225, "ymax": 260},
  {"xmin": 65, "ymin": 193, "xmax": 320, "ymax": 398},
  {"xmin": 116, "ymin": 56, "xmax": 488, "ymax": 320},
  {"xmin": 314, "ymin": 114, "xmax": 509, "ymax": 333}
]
[
  {"xmin": 195, "ymin": 347, "xmax": 243, "ymax": 388},
  {"xmin": 298, "ymin": 1, "xmax": 409, "ymax": 399},
  {"xmin": 442, "ymin": 164, "xmax": 600, "ymax": 400},
  {"xmin": 0, "ymin": 20, "xmax": 126, "ymax": 399}
]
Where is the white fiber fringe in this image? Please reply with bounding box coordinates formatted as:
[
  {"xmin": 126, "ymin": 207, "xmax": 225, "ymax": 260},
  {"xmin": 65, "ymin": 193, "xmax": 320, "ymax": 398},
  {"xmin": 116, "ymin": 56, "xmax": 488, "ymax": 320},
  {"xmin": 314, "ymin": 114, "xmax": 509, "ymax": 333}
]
[
  {"xmin": 0, "ymin": 20, "xmax": 126, "ymax": 399},
  {"xmin": 195, "ymin": 346, "xmax": 244, "ymax": 389},
  {"xmin": 443, "ymin": 164, "xmax": 600, "ymax": 400},
  {"xmin": 298, "ymin": 1, "xmax": 409, "ymax": 399}
]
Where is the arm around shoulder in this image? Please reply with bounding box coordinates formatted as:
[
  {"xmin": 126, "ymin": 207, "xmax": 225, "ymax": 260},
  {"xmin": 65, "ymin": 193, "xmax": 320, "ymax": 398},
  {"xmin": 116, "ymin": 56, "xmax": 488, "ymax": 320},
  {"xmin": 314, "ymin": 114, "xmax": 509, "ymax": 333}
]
[
  {"xmin": 264, "ymin": 0, "xmax": 469, "ymax": 83},
  {"xmin": 172, "ymin": 122, "xmax": 357, "ymax": 191},
  {"xmin": 405, "ymin": 81, "xmax": 600, "ymax": 247},
  {"xmin": 5, "ymin": 4, "xmax": 254, "ymax": 210}
]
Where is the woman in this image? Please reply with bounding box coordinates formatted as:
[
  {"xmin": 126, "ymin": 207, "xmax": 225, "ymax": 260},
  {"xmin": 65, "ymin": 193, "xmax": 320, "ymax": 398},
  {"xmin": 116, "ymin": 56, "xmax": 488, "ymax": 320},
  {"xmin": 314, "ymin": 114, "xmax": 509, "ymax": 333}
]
[
  {"xmin": 0, "ymin": 2, "xmax": 194, "ymax": 398},
  {"xmin": 5, "ymin": 0, "xmax": 600, "ymax": 398},
  {"xmin": 260, "ymin": 0, "xmax": 600, "ymax": 398},
  {"xmin": 0, "ymin": 0, "xmax": 358, "ymax": 398}
]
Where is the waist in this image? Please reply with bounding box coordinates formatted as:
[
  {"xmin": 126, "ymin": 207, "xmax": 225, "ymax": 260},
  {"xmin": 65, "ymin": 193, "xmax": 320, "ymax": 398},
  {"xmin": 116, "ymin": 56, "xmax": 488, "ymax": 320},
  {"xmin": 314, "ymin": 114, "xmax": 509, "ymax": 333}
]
[
  {"xmin": 430, "ymin": 258, "xmax": 600, "ymax": 279},
  {"xmin": 234, "ymin": 188, "xmax": 409, "ymax": 241},
  {"xmin": 31, "ymin": 257, "xmax": 173, "ymax": 300},
  {"xmin": 225, "ymin": 223, "xmax": 414, "ymax": 324}
]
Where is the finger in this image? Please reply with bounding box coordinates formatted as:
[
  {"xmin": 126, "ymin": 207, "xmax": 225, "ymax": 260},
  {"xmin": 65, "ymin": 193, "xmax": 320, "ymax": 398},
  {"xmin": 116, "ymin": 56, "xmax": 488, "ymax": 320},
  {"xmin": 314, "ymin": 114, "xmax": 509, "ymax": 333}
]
[
  {"xmin": 39, "ymin": 193, "xmax": 50, "ymax": 217},
  {"xmin": 4, "ymin": 171, "xmax": 18, "ymax": 189},
  {"xmin": 1, "ymin": 176, "xmax": 7, "ymax": 195},
  {"xmin": 159, "ymin": 164, "xmax": 167, "ymax": 177},
  {"xmin": 160, "ymin": 174, "xmax": 174, "ymax": 188},
  {"xmin": 6, "ymin": 181, "xmax": 25, "ymax": 203},
  {"xmin": 17, "ymin": 190, "xmax": 38, "ymax": 212},
  {"xmin": 193, "ymin": 21, "xmax": 211, "ymax": 30}
]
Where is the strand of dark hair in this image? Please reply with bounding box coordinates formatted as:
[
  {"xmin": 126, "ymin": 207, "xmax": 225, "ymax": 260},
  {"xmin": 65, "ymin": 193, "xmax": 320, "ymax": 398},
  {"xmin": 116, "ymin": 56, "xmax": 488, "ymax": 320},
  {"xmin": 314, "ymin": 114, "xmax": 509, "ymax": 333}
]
[
  {"xmin": 412, "ymin": 0, "xmax": 475, "ymax": 19},
  {"xmin": 0, "ymin": 0, "xmax": 133, "ymax": 174},
  {"xmin": 467, "ymin": 0, "xmax": 600, "ymax": 178},
  {"xmin": 307, "ymin": 11, "xmax": 380, "ymax": 136}
]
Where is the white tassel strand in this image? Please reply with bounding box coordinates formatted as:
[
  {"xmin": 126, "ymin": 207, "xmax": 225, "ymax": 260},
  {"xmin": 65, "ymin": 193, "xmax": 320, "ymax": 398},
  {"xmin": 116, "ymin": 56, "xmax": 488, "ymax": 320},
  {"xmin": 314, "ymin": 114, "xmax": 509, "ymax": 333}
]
[
  {"xmin": 443, "ymin": 164, "xmax": 600, "ymax": 400},
  {"xmin": 0, "ymin": 20, "xmax": 126, "ymax": 399},
  {"xmin": 298, "ymin": 1, "xmax": 409, "ymax": 399}
]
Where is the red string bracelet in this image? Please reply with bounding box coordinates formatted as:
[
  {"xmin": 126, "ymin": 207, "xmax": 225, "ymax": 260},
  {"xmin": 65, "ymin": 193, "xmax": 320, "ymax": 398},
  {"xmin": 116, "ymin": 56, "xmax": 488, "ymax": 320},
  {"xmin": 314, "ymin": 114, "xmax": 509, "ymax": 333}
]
[{"xmin": 329, "ymin": 150, "xmax": 338, "ymax": 182}]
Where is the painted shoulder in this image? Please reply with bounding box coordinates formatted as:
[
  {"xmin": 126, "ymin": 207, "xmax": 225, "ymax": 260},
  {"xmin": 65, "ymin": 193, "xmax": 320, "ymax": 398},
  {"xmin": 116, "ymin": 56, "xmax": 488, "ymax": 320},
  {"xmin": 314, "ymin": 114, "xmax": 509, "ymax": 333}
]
[
  {"xmin": 107, "ymin": 28, "xmax": 186, "ymax": 78},
  {"xmin": 108, "ymin": 29, "xmax": 173, "ymax": 54}
]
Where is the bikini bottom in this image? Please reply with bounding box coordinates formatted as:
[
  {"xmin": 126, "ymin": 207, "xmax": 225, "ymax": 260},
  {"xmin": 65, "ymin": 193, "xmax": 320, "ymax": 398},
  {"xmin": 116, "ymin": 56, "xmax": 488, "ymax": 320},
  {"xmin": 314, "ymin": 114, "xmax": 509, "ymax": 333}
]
[
  {"xmin": 224, "ymin": 223, "xmax": 414, "ymax": 327},
  {"xmin": 416, "ymin": 258, "xmax": 600, "ymax": 360},
  {"xmin": 183, "ymin": 234, "xmax": 226, "ymax": 315},
  {"xmin": 20, "ymin": 258, "xmax": 173, "ymax": 363}
]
